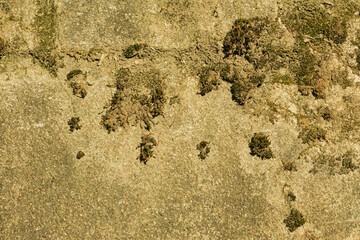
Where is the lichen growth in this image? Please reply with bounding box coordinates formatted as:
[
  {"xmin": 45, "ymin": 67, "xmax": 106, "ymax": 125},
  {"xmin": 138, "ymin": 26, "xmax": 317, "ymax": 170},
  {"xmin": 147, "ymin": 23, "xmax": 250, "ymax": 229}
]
[
  {"xmin": 299, "ymin": 126, "xmax": 326, "ymax": 144},
  {"xmin": 137, "ymin": 135, "xmax": 157, "ymax": 164},
  {"xmin": 196, "ymin": 141, "xmax": 210, "ymax": 160},
  {"xmin": 68, "ymin": 117, "xmax": 81, "ymax": 132},
  {"xmin": 249, "ymin": 133, "xmax": 274, "ymax": 159},
  {"xmin": 284, "ymin": 209, "xmax": 306, "ymax": 232}
]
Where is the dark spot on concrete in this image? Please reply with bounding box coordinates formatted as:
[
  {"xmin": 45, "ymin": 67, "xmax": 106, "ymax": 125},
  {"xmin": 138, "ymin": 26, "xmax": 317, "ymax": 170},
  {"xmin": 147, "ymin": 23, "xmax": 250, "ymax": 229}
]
[
  {"xmin": 196, "ymin": 141, "xmax": 210, "ymax": 160},
  {"xmin": 284, "ymin": 209, "xmax": 306, "ymax": 232},
  {"xmin": 76, "ymin": 151, "xmax": 85, "ymax": 159},
  {"xmin": 68, "ymin": 117, "xmax": 81, "ymax": 132}
]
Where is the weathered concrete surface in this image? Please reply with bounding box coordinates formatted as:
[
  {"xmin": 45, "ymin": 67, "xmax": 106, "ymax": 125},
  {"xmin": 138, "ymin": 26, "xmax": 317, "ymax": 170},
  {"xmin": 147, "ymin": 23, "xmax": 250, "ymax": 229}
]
[
  {"xmin": 1, "ymin": 0, "xmax": 360, "ymax": 239},
  {"xmin": 57, "ymin": 0, "xmax": 278, "ymax": 50}
]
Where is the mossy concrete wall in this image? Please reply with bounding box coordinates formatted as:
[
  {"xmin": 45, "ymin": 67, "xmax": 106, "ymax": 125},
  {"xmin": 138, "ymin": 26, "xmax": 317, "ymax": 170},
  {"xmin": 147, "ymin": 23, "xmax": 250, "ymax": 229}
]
[{"xmin": 1, "ymin": 0, "xmax": 360, "ymax": 239}]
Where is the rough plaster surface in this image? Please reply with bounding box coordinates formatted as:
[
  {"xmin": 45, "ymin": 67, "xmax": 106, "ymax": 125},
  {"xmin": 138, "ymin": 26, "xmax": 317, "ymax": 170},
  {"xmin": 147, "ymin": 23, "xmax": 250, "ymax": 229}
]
[{"xmin": 1, "ymin": 0, "xmax": 360, "ymax": 239}]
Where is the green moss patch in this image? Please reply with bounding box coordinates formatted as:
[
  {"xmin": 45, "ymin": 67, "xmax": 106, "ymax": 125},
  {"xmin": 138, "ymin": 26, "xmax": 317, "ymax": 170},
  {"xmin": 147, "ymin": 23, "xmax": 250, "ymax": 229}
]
[
  {"xmin": 68, "ymin": 117, "xmax": 81, "ymax": 132},
  {"xmin": 101, "ymin": 68, "xmax": 166, "ymax": 133},
  {"xmin": 284, "ymin": 209, "xmax": 306, "ymax": 232},
  {"xmin": 32, "ymin": 0, "xmax": 58, "ymax": 76},
  {"xmin": 282, "ymin": 0, "xmax": 356, "ymax": 45},
  {"xmin": 299, "ymin": 126, "xmax": 326, "ymax": 144},
  {"xmin": 249, "ymin": 133, "xmax": 274, "ymax": 159},
  {"xmin": 196, "ymin": 141, "xmax": 210, "ymax": 160},
  {"xmin": 137, "ymin": 135, "xmax": 157, "ymax": 164}
]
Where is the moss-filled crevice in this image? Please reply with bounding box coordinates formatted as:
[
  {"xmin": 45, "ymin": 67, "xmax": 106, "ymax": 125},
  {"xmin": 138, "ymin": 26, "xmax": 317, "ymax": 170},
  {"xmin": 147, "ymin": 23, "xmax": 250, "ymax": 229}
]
[
  {"xmin": 101, "ymin": 68, "xmax": 166, "ymax": 133},
  {"xmin": 32, "ymin": 0, "xmax": 58, "ymax": 76}
]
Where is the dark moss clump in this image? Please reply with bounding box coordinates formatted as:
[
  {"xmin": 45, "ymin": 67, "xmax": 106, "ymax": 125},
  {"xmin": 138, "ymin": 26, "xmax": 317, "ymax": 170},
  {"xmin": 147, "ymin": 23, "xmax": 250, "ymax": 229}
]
[
  {"xmin": 223, "ymin": 17, "xmax": 269, "ymax": 58},
  {"xmin": 76, "ymin": 151, "xmax": 85, "ymax": 159},
  {"xmin": 196, "ymin": 141, "xmax": 210, "ymax": 160},
  {"xmin": 102, "ymin": 68, "xmax": 166, "ymax": 133},
  {"xmin": 284, "ymin": 209, "xmax": 306, "ymax": 232},
  {"xmin": 0, "ymin": 2, "xmax": 10, "ymax": 13},
  {"xmin": 123, "ymin": 43, "xmax": 149, "ymax": 58},
  {"xmin": 320, "ymin": 107, "xmax": 332, "ymax": 121},
  {"xmin": 299, "ymin": 126, "xmax": 326, "ymax": 144},
  {"xmin": 0, "ymin": 38, "xmax": 6, "ymax": 59},
  {"xmin": 355, "ymin": 49, "xmax": 360, "ymax": 71},
  {"xmin": 249, "ymin": 133, "xmax": 274, "ymax": 159},
  {"xmin": 66, "ymin": 70, "xmax": 88, "ymax": 98},
  {"xmin": 295, "ymin": 40, "xmax": 316, "ymax": 87},
  {"xmin": 287, "ymin": 192, "xmax": 296, "ymax": 202},
  {"xmin": 68, "ymin": 117, "xmax": 81, "ymax": 132},
  {"xmin": 283, "ymin": 161, "xmax": 297, "ymax": 172},
  {"xmin": 67, "ymin": 69, "xmax": 83, "ymax": 80},
  {"xmin": 198, "ymin": 67, "xmax": 220, "ymax": 96},
  {"xmin": 220, "ymin": 62, "xmax": 264, "ymax": 105},
  {"xmin": 137, "ymin": 135, "xmax": 157, "ymax": 164},
  {"xmin": 293, "ymin": 38, "xmax": 322, "ymax": 97},
  {"xmin": 220, "ymin": 63, "xmax": 234, "ymax": 83},
  {"xmin": 150, "ymin": 86, "xmax": 166, "ymax": 117},
  {"xmin": 340, "ymin": 151, "xmax": 358, "ymax": 172}
]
